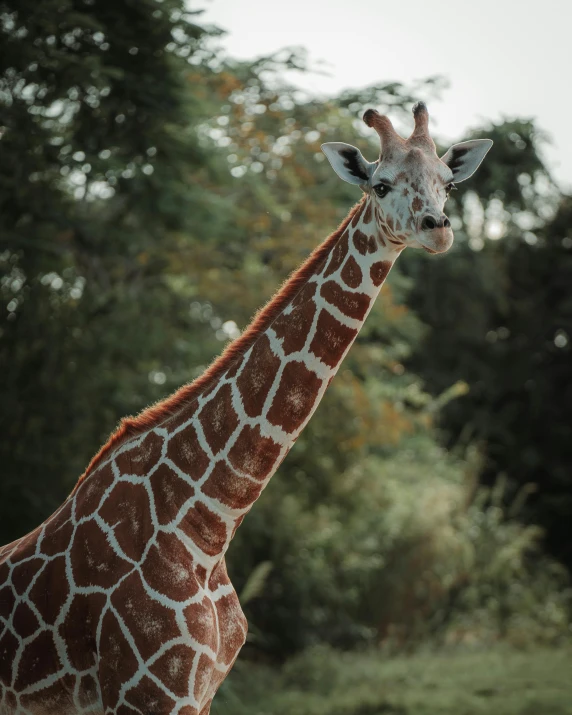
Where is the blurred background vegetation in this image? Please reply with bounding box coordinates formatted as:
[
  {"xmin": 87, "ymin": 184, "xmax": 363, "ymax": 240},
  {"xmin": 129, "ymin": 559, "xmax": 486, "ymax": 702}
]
[{"xmin": 1, "ymin": 0, "xmax": 571, "ymax": 712}]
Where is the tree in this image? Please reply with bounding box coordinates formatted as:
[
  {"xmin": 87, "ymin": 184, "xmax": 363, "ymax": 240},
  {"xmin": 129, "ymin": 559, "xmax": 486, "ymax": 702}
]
[
  {"xmin": 0, "ymin": 0, "xmax": 226, "ymax": 542},
  {"xmin": 403, "ymin": 118, "xmax": 572, "ymax": 569}
]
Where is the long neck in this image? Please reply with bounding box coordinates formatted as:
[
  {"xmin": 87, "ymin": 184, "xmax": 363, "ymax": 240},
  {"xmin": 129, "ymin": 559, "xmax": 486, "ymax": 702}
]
[
  {"xmin": 83, "ymin": 197, "xmax": 401, "ymax": 570},
  {"xmin": 156, "ymin": 196, "xmax": 401, "ymax": 564}
]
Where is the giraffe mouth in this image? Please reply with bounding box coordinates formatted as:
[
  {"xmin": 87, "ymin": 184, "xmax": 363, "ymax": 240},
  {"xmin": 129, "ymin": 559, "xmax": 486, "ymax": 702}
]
[{"xmin": 415, "ymin": 227, "xmax": 454, "ymax": 255}]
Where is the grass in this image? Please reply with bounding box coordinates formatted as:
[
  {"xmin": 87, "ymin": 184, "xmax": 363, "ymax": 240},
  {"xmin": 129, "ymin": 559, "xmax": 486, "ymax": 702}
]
[{"xmin": 211, "ymin": 644, "xmax": 572, "ymax": 715}]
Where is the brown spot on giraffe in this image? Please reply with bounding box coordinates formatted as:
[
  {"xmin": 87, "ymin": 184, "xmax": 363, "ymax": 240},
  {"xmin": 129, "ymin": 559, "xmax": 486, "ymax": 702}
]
[
  {"xmin": 236, "ymin": 334, "xmax": 281, "ymax": 418},
  {"xmin": 228, "ymin": 424, "xmax": 282, "ymax": 480},
  {"xmin": 60, "ymin": 591, "xmax": 106, "ymax": 671},
  {"xmin": 150, "ymin": 462, "xmax": 196, "ymax": 524},
  {"xmin": 111, "ymin": 571, "xmax": 180, "ymax": 660},
  {"xmin": 15, "ymin": 630, "xmax": 61, "ymax": 690},
  {"xmin": 40, "ymin": 500, "xmax": 74, "ymax": 556},
  {"xmin": 99, "ymin": 610, "xmax": 139, "ymax": 709},
  {"xmin": 195, "ymin": 563, "xmax": 208, "ymax": 585},
  {"xmin": 184, "ymin": 596, "xmax": 218, "ymax": 651},
  {"xmin": 3, "ymin": 691, "xmax": 17, "ymax": 714},
  {"xmin": 167, "ymin": 423, "xmax": 210, "ymax": 481},
  {"xmin": 194, "ymin": 653, "xmax": 216, "ymax": 704},
  {"xmin": 149, "ymin": 643, "xmax": 195, "ymax": 699},
  {"xmin": 353, "ymin": 229, "xmax": 377, "ymax": 255},
  {"xmin": 19, "ymin": 673, "xmax": 76, "ymax": 715},
  {"xmin": 125, "ymin": 675, "xmax": 177, "ymax": 713},
  {"xmin": 78, "ymin": 674, "xmax": 100, "ymax": 711},
  {"xmin": 214, "ymin": 589, "xmax": 248, "ymax": 665},
  {"xmin": 29, "ymin": 554, "xmax": 68, "ymax": 625},
  {"xmin": 267, "ymin": 361, "xmax": 323, "ymax": 433},
  {"xmin": 0, "ymin": 630, "xmax": 18, "ymax": 684},
  {"xmin": 11, "ymin": 557, "xmax": 45, "ymax": 596},
  {"xmin": 180, "ymin": 707, "xmax": 200, "ymax": 715},
  {"xmin": 363, "ymin": 200, "xmax": 373, "ymax": 223},
  {"xmin": 412, "ymin": 196, "xmax": 423, "ymax": 213},
  {"xmin": 209, "ymin": 558, "xmax": 230, "ymax": 590},
  {"xmin": 320, "ymin": 280, "xmax": 371, "ymax": 321},
  {"xmin": 73, "ymin": 462, "xmax": 115, "ymax": 519},
  {"xmin": 115, "ymin": 430, "xmax": 164, "ymax": 476},
  {"xmin": 199, "ymin": 383, "xmax": 239, "ymax": 455},
  {"xmin": 164, "ymin": 400, "xmax": 200, "ymax": 433},
  {"xmin": 116, "ymin": 705, "xmax": 140, "ymax": 715},
  {"xmin": 99, "ymin": 481, "xmax": 154, "ymax": 561},
  {"xmin": 6, "ymin": 531, "xmax": 39, "ymax": 565},
  {"xmin": 12, "ymin": 601, "xmax": 39, "ymax": 639},
  {"xmin": 0, "ymin": 584, "xmax": 16, "ymax": 621},
  {"xmin": 323, "ymin": 230, "xmax": 349, "ymax": 277},
  {"xmin": 370, "ymin": 261, "xmax": 393, "ymax": 287},
  {"xmin": 141, "ymin": 531, "xmax": 199, "ymax": 602},
  {"xmin": 180, "ymin": 501, "xmax": 229, "ymax": 557},
  {"xmin": 340, "ymin": 255, "xmax": 363, "ymax": 288},
  {"xmin": 71, "ymin": 521, "xmax": 131, "ymax": 589},
  {"xmin": 352, "ymin": 228, "xmax": 368, "ymax": 255},
  {"xmin": 310, "ymin": 310, "xmax": 358, "ymax": 368},
  {"xmin": 202, "ymin": 460, "xmax": 264, "ymax": 509},
  {"xmin": 292, "ymin": 279, "xmax": 317, "ymax": 307},
  {"xmin": 225, "ymin": 353, "xmax": 244, "ymax": 380},
  {"xmin": 272, "ymin": 283, "xmax": 317, "ymax": 355}
]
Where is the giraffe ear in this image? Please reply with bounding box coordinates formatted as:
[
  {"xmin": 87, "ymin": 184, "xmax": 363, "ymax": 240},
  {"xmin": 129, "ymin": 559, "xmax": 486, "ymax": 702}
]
[
  {"xmin": 441, "ymin": 139, "xmax": 493, "ymax": 182},
  {"xmin": 321, "ymin": 143, "xmax": 374, "ymax": 185}
]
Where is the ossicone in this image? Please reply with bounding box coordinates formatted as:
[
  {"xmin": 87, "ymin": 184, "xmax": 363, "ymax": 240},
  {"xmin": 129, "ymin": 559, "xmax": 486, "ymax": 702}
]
[
  {"xmin": 409, "ymin": 101, "xmax": 435, "ymax": 151},
  {"xmin": 362, "ymin": 108, "xmax": 401, "ymax": 158}
]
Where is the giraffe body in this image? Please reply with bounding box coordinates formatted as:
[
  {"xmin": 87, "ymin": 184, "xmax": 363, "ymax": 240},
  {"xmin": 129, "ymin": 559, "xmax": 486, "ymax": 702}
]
[{"xmin": 0, "ymin": 104, "xmax": 492, "ymax": 714}]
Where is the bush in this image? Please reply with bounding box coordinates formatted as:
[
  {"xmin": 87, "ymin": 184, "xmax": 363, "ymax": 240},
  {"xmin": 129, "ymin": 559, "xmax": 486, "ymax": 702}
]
[
  {"xmin": 213, "ymin": 644, "xmax": 572, "ymax": 715},
  {"xmin": 229, "ymin": 432, "xmax": 571, "ymax": 655}
]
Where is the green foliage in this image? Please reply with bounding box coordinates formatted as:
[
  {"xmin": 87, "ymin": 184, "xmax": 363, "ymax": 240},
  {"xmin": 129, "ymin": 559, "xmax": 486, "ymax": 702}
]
[
  {"xmin": 212, "ymin": 645, "xmax": 572, "ymax": 715},
  {"xmin": 230, "ymin": 434, "xmax": 570, "ymax": 655},
  {"xmin": 0, "ymin": 0, "xmax": 225, "ymax": 539},
  {"xmin": 435, "ymin": 474, "xmax": 570, "ymax": 647},
  {"xmin": 403, "ymin": 119, "xmax": 572, "ymax": 570}
]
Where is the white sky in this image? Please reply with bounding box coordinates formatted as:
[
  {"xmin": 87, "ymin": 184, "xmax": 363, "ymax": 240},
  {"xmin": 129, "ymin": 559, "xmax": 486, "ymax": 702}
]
[{"xmin": 202, "ymin": 0, "xmax": 572, "ymax": 190}]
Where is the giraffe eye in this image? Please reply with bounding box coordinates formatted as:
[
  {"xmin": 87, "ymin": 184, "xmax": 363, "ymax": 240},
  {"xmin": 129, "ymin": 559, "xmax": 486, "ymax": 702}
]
[
  {"xmin": 445, "ymin": 183, "xmax": 456, "ymax": 195},
  {"xmin": 373, "ymin": 183, "xmax": 391, "ymax": 198}
]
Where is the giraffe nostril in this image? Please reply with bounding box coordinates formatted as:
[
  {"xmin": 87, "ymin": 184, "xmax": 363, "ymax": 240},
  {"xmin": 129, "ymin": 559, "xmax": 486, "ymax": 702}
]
[
  {"xmin": 421, "ymin": 215, "xmax": 437, "ymax": 231},
  {"xmin": 443, "ymin": 216, "xmax": 451, "ymax": 228}
]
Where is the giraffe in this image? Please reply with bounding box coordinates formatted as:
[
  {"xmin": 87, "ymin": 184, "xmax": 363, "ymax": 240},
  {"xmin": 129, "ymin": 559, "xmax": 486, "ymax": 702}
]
[{"xmin": 0, "ymin": 103, "xmax": 492, "ymax": 715}]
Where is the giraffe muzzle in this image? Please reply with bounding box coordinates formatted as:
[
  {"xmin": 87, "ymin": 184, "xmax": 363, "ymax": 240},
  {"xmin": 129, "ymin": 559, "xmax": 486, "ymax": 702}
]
[
  {"xmin": 415, "ymin": 225, "xmax": 454, "ymax": 254},
  {"xmin": 413, "ymin": 212, "xmax": 453, "ymax": 253}
]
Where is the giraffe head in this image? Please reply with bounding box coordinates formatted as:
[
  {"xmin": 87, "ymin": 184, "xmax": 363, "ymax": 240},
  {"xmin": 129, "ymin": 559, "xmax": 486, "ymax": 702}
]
[{"xmin": 322, "ymin": 103, "xmax": 492, "ymax": 254}]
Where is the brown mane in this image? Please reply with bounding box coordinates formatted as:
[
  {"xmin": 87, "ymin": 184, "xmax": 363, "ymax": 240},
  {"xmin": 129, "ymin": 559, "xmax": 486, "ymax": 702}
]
[{"xmin": 74, "ymin": 198, "xmax": 365, "ymax": 490}]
